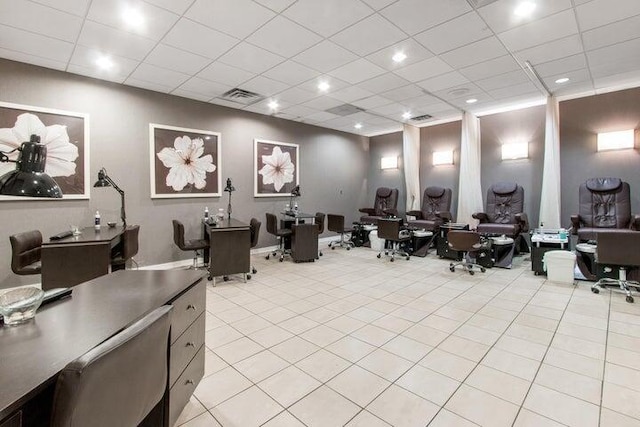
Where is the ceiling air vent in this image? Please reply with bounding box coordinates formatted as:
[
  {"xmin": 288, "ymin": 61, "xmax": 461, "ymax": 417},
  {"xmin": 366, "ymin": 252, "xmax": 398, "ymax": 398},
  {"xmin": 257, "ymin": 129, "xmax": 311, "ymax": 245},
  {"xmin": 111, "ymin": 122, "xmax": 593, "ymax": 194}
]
[
  {"xmin": 410, "ymin": 114, "xmax": 433, "ymax": 122},
  {"xmin": 325, "ymin": 104, "xmax": 365, "ymax": 116},
  {"xmin": 217, "ymin": 88, "xmax": 264, "ymax": 106}
]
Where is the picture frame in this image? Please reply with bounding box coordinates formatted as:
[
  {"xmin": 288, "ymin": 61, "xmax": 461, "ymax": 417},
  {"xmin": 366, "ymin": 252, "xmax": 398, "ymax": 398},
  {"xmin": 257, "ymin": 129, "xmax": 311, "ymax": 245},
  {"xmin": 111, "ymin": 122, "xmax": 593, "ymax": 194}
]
[
  {"xmin": 254, "ymin": 138, "xmax": 299, "ymax": 197},
  {"xmin": 0, "ymin": 101, "xmax": 90, "ymax": 200},
  {"xmin": 150, "ymin": 123, "xmax": 221, "ymax": 198}
]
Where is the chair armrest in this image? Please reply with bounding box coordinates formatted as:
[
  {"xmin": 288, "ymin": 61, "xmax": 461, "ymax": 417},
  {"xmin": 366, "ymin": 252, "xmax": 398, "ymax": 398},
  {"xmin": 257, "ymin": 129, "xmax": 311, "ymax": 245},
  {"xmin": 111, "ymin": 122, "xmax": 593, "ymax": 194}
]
[
  {"xmin": 632, "ymin": 215, "xmax": 640, "ymax": 231},
  {"xmin": 359, "ymin": 208, "xmax": 375, "ymax": 215},
  {"xmin": 570, "ymin": 215, "xmax": 581, "ymax": 234},
  {"xmin": 407, "ymin": 210, "xmax": 423, "ymax": 219},
  {"xmin": 515, "ymin": 213, "xmax": 529, "ymax": 232},
  {"xmin": 472, "ymin": 212, "xmax": 489, "ymax": 223},
  {"xmin": 435, "ymin": 211, "xmax": 452, "ymax": 222}
]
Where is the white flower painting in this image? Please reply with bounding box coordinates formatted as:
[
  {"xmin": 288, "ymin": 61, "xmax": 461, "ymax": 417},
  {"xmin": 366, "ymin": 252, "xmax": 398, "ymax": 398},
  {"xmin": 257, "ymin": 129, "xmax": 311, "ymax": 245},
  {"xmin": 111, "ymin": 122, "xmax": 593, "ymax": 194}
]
[
  {"xmin": 0, "ymin": 102, "xmax": 89, "ymax": 199},
  {"xmin": 254, "ymin": 139, "xmax": 299, "ymax": 197},
  {"xmin": 150, "ymin": 124, "xmax": 221, "ymax": 198}
]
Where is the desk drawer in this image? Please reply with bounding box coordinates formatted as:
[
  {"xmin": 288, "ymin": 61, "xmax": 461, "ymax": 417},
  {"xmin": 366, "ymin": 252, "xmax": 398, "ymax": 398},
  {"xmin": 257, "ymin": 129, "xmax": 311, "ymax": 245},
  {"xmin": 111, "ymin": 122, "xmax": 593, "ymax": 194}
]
[
  {"xmin": 170, "ymin": 312, "xmax": 205, "ymax": 387},
  {"xmin": 169, "ymin": 346, "xmax": 204, "ymax": 427},
  {"xmin": 171, "ymin": 280, "xmax": 205, "ymax": 344}
]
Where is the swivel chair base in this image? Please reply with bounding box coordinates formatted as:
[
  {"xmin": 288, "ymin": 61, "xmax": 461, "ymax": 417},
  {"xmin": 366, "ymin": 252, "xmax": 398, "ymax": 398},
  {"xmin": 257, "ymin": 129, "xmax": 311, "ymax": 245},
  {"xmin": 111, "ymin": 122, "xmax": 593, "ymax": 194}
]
[
  {"xmin": 265, "ymin": 238, "xmax": 290, "ymax": 262},
  {"xmin": 591, "ymin": 269, "xmax": 638, "ymax": 303},
  {"xmin": 329, "ymin": 235, "xmax": 354, "ymax": 250},
  {"xmin": 449, "ymin": 260, "xmax": 486, "ymax": 275},
  {"xmin": 376, "ymin": 242, "xmax": 410, "ymax": 262}
]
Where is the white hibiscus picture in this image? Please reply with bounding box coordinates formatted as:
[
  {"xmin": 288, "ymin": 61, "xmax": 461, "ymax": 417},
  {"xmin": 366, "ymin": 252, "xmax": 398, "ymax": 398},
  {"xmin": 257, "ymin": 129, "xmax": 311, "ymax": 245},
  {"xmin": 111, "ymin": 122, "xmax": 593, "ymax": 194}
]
[
  {"xmin": 0, "ymin": 102, "xmax": 89, "ymax": 200},
  {"xmin": 150, "ymin": 124, "xmax": 221, "ymax": 198},
  {"xmin": 254, "ymin": 139, "xmax": 299, "ymax": 197}
]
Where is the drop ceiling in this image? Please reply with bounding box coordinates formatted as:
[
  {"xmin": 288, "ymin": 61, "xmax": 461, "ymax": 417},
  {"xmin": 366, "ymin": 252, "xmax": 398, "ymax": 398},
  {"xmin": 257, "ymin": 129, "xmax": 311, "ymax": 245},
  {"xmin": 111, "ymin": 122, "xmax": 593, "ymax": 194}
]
[{"xmin": 1, "ymin": 0, "xmax": 640, "ymax": 136}]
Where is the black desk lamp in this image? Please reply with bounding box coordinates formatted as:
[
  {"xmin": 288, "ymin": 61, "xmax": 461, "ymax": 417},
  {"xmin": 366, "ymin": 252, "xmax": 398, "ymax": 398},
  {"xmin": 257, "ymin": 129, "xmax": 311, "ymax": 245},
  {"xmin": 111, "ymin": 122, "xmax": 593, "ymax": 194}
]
[
  {"xmin": 289, "ymin": 185, "xmax": 301, "ymax": 210},
  {"xmin": 94, "ymin": 168, "xmax": 126, "ymax": 226},
  {"xmin": 0, "ymin": 134, "xmax": 62, "ymax": 198},
  {"xmin": 224, "ymin": 178, "xmax": 235, "ymax": 220}
]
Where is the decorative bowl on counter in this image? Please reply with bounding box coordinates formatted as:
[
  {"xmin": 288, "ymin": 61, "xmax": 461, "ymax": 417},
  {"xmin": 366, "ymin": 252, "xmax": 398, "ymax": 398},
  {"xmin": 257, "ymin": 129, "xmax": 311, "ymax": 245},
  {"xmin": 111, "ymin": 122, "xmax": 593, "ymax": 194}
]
[{"xmin": 0, "ymin": 287, "xmax": 45, "ymax": 326}]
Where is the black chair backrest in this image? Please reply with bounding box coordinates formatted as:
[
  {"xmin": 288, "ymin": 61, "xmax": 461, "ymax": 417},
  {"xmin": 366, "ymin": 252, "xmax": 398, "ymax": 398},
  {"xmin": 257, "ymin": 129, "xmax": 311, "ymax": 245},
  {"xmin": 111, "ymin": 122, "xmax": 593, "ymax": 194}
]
[
  {"xmin": 447, "ymin": 230, "xmax": 481, "ymax": 252},
  {"xmin": 596, "ymin": 231, "xmax": 640, "ymax": 266},
  {"xmin": 250, "ymin": 218, "xmax": 261, "ymax": 248},
  {"xmin": 10, "ymin": 230, "xmax": 42, "ymax": 274},
  {"xmin": 327, "ymin": 214, "xmax": 345, "ymax": 233},
  {"xmin": 377, "ymin": 218, "xmax": 403, "ymax": 241},
  {"xmin": 50, "ymin": 306, "xmax": 172, "ymax": 427},
  {"xmin": 315, "ymin": 212, "xmax": 325, "ymax": 234},
  {"xmin": 172, "ymin": 220, "xmax": 186, "ymax": 250},
  {"xmin": 373, "ymin": 187, "xmax": 399, "ymax": 216},
  {"xmin": 421, "ymin": 187, "xmax": 452, "ymax": 220},
  {"xmin": 485, "ymin": 182, "xmax": 524, "ymax": 224},
  {"xmin": 265, "ymin": 213, "xmax": 278, "ymax": 236},
  {"xmin": 122, "ymin": 225, "xmax": 140, "ymax": 260},
  {"xmin": 579, "ymin": 178, "xmax": 631, "ymax": 229}
]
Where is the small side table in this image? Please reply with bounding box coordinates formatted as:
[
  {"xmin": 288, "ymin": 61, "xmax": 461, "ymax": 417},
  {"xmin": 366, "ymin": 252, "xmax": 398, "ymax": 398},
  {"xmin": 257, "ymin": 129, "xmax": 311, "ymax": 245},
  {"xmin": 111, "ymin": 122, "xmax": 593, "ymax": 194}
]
[
  {"xmin": 531, "ymin": 233, "xmax": 569, "ymax": 275},
  {"xmin": 437, "ymin": 223, "xmax": 470, "ymax": 260}
]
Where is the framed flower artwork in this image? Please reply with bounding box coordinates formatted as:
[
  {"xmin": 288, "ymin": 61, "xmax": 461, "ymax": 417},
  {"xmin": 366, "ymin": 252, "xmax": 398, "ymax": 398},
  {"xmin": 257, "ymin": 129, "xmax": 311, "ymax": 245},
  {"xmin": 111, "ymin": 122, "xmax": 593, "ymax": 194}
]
[
  {"xmin": 0, "ymin": 101, "xmax": 90, "ymax": 200},
  {"xmin": 254, "ymin": 139, "xmax": 299, "ymax": 197},
  {"xmin": 149, "ymin": 124, "xmax": 221, "ymax": 198}
]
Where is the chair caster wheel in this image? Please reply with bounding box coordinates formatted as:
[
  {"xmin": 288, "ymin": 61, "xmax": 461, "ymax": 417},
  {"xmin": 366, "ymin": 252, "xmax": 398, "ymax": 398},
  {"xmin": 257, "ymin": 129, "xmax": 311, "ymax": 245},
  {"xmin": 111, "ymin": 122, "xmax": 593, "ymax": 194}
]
[
  {"xmin": 450, "ymin": 267, "xmax": 455, "ymax": 272},
  {"xmin": 252, "ymin": 268, "xmax": 257, "ymax": 274},
  {"xmin": 346, "ymin": 247, "xmax": 350, "ymax": 251},
  {"xmin": 223, "ymin": 276, "xmax": 229, "ymax": 281},
  {"xmin": 469, "ymin": 271, "xmax": 475, "ymax": 275},
  {"xmin": 449, "ymin": 262, "xmax": 454, "ymax": 267},
  {"xmin": 265, "ymin": 255, "xmax": 270, "ymax": 260},
  {"xmin": 319, "ymin": 251, "xmax": 323, "ymax": 256},
  {"xmin": 377, "ymin": 254, "xmax": 381, "ymax": 258},
  {"xmin": 406, "ymin": 256, "xmax": 410, "ymax": 260},
  {"xmin": 279, "ymin": 257, "xmax": 284, "ymax": 262},
  {"xmin": 207, "ymin": 276, "xmax": 212, "ymax": 281},
  {"xmin": 480, "ymin": 268, "xmax": 486, "ymax": 273},
  {"xmin": 627, "ymin": 295, "xmax": 634, "ymax": 303},
  {"xmin": 591, "ymin": 288, "xmax": 599, "ymax": 294},
  {"xmin": 332, "ymin": 246, "xmax": 335, "ymax": 250},
  {"xmin": 390, "ymin": 257, "xmax": 395, "ymax": 262},
  {"xmin": 247, "ymin": 274, "xmax": 251, "ymax": 280}
]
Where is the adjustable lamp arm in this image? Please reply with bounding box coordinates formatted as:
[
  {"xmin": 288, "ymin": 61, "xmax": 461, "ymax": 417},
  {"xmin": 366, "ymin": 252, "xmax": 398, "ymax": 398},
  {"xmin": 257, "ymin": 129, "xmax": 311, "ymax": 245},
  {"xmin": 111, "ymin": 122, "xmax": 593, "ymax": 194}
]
[{"xmin": 98, "ymin": 168, "xmax": 126, "ymax": 227}]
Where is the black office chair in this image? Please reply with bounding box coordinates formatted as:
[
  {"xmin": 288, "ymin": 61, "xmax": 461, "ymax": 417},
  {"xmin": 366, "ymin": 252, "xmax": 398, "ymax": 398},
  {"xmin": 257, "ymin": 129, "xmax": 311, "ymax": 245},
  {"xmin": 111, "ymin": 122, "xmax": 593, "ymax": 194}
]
[
  {"xmin": 376, "ymin": 218, "xmax": 410, "ymax": 261},
  {"xmin": 315, "ymin": 212, "xmax": 325, "ymax": 257},
  {"xmin": 327, "ymin": 214, "xmax": 354, "ymax": 250},
  {"xmin": 248, "ymin": 217, "xmax": 261, "ymax": 279},
  {"xmin": 9, "ymin": 230, "xmax": 42, "ymax": 276},
  {"xmin": 265, "ymin": 213, "xmax": 291, "ymax": 262},
  {"xmin": 50, "ymin": 306, "xmax": 172, "ymax": 427},
  {"xmin": 592, "ymin": 231, "xmax": 640, "ymax": 303},
  {"xmin": 447, "ymin": 230, "xmax": 486, "ymax": 275},
  {"xmin": 172, "ymin": 220, "xmax": 209, "ymax": 269},
  {"xmin": 111, "ymin": 225, "xmax": 140, "ymax": 271}
]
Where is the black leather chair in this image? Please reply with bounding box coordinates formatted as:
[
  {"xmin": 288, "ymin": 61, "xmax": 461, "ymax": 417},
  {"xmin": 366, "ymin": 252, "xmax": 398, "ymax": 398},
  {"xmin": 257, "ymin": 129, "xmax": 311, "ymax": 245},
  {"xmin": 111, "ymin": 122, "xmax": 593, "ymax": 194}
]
[
  {"xmin": 359, "ymin": 187, "xmax": 399, "ymax": 224},
  {"xmin": 315, "ymin": 212, "xmax": 325, "ymax": 257},
  {"xmin": 407, "ymin": 186, "xmax": 453, "ymax": 231},
  {"xmin": 592, "ymin": 231, "xmax": 640, "ymax": 303},
  {"xmin": 447, "ymin": 230, "xmax": 485, "ymax": 275},
  {"xmin": 172, "ymin": 220, "xmax": 209, "ymax": 269},
  {"xmin": 50, "ymin": 305, "xmax": 172, "ymax": 427},
  {"xmin": 111, "ymin": 225, "xmax": 140, "ymax": 271},
  {"xmin": 265, "ymin": 213, "xmax": 291, "ymax": 262},
  {"xmin": 327, "ymin": 214, "xmax": 354, "ymax": 250},
  {"xmin": 248, "ymin": 217, "xmax": 261, "ymax": 278},
  {"xmin": 376, "ymin": 218, "xmax": 410, "ymax": 261},
  {"xmin": 473, "ymin": 182, "xmax": 529, "ymax": 252},
  {"xmin": 571, "ymin": 177, "xmax": 640, "ymax": 243},
  {"xmin": 9, "ymin": 230, "xmax": 42, "ymax": 276}
]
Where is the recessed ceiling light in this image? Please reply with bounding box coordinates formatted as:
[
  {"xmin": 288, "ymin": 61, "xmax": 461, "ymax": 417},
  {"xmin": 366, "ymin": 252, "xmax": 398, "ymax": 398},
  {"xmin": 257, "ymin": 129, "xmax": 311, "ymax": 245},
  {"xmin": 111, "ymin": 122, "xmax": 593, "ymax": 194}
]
[
  {"xmin": 514, "ymin": 1, "xmax": 536, "ymax": 17},
  {"xmin": 392, "ymin": 51, "xmax": 407, "ymax": 63},
  {"xmin": 466, "ymin": 98, "xmax": 478, "ymax": 104},
  {"xmin": 122, "ymin": 6, "xmax": 145, "ymax": 28},
  {"xmin": 555, "ymin": 77, "xmax": 570, "ymax": 84},
  {"xmin": 318, "ymin": 81, "xmax": 330, "ymax": 92},
  {"xmin": 96, "ymin": 56, "xmax": 113, "ymax": 70},
  {"xmin": 268, "ymin": 100, "xmax": 279, "ymax": 109},
  {"xmin": 354, "ymin": 123, "xmax": 363, "ymax": 129},
  {"xmin": 402, "ymin": 112, "xmax": 412, "ymax": 119}
]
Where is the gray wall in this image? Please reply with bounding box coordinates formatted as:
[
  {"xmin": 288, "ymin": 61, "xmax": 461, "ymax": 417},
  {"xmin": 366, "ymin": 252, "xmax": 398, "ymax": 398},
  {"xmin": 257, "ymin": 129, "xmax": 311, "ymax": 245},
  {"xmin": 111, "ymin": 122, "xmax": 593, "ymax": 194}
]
[
  {"xmin": 0, "ymin": 59, "xmax": 369, "ymax": 288},
  {"xmin": 367, "ymin": 131, "xmax": 406, "ymax": 215}
]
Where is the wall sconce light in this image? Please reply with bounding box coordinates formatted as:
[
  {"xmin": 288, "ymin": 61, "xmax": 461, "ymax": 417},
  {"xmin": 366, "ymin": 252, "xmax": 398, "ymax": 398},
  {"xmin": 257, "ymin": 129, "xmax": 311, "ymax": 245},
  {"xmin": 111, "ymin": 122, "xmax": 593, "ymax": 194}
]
[
  {"xmin": 380, "ymin": 156, "xmax": 398, "ymax": 170},
  {"xmin": 501, "ymin": 142, "xmax": 528, "ymax": 160},
  {"xmin": 597, "ymin": 129, "xmax": 635, "ymax": 152},
  {"xmin": 432, "ymin": 150, "xmax": 454, "ymax": 166}
]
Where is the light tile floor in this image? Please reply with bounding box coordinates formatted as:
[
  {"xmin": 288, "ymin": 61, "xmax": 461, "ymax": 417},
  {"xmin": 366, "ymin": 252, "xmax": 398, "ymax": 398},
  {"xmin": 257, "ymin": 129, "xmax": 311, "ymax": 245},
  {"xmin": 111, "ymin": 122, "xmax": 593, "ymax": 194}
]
[{"xmin": 175, "ymin": 247, "xmax": 640, "ymax": 427}]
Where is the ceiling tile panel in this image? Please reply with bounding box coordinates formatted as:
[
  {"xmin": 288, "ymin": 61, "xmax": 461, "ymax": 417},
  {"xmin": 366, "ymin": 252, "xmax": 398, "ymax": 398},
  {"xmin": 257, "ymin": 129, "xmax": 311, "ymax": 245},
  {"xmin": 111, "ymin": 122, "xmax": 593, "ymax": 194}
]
[
  {"xmin": 67, "ymin": 63, "xmax": 128, "ymax": 83},
  {"xmin": 475, "ymin": 69, "xmax": 530, "ymax": 91},
  {"xmin": 0, "ymin": 0, "xmax": 83, "ymax": 42},
  {"xmin": 128, "ymin": 63, "xmax": 190, "ymax": 89},
  {"xmin": 581, "ymin": 15, "xmax": 640, "ymax": 51},
  {"xmin": 218, "ymin": 42, "xmax": 284, "ymax": 74},
  {"xmin": 458, "ymin": 55, "xmax": 521, "ymax": 81},
  {"xmin": 283, "ymin": 0, "xmax": 373, "ymax": 37},
  {"xmin": 292, "ymin": 40, "xmax": 359, "ymax": 73},
  {"xmin": 576, "ymin": 0, "xmax": 640, "ymax": 31},
  {"xmin": 176, "ymin": 77, "xmax": 231, "ymax": 98},
  {"xmin": 246, "ymin": 16, "xmax": 323, "ymax": 57},
  {"xmin": 281, "ymin": 105, "xmax": 320, "ymax": 118},
  {"xmin": 357, "ymin": 73, "xmax": 411, "ymax": 93},
  {"xmin": 380, "ymin": 84, "xmax": 424, "ymax": 102},
  {"xmin": 487, "ymin": 81, "xmax": 540, "ymax": 99},
  {"xmin": 296, "ymin": 75, "xmax": 350, "ymax": 94},
  {"xmin": 587, "ymin": 38, "xmax": 640, "ymax": 78},
  {"xmin": 416, "ymin": 71, "xmax": 470, "ymax": 92},
  {"xmin": 478, "ymin": 0, "xmax": 573, "ymax": 34},
  {"xmin": 197, "ymin": 62, "xmax": 255, "ymax": 87},
  {"xmin": 185, "ymin": 0, "xmax": 276, "ymax": 39},
  {"xmin": 69, "ymin": 45, "xmax": 139, "ymax": 76},
  {"xmin": 275, "ymin": 87, "xmax": 319, "ymax": 104},
  {"xmin": 145, "ymin": 44, "xmax": 211, "ymax": 75},
  {"xmin": 329, "ymin": 58, "xmax": 387, "ymax": 84},
  {"xmin": 380, "ymin": 0, "xmax": 472, "ymax": 35},
  {"xmin": 78, "ymin": 21, "xmax": 157, "ymax": 61},
  {"xmin": 0, "ymin": 47, "xmax": 67, "ymax": 71},
  {"xmin": 593, "ymin": 69, "xmax": 640, "ymax": 91},
  {"xmin": 351, "ymin": 95, "xmax": 395, "ymax": 109},
  {"xmin": 365, "ymin": 39, "xmax": 434, "ymax": 71},
  {"xmin": 498, "ymin": 9, "xmax": 579, "ymax": 52},
  {"xmin": 414, "ymin": 12, "xmax": 492, "ymax": 55},
  {"xmin": 301, "ymin": 96, "xmax": 345, "ymax": 111},
  {"xmin": 87, "ymin": 0, "xmax": 179, "ymax": 41},
  {"xmin": 393, "ymin": 57, "xmax": 453, "ymax": 82},
  {"xmin": 253, "ymin": 0, "xmax": 298, "ymax": 13},
  {"xmin": 514, "ymin": 35, "xmax": 583, "ymax": 65},
  {"xmin": 240, "ymin": 75, "xmax": 289, "ymax": 97},
  {"xmin": 533, "ymin": 54, "xmax": 588, "ymax": 77},
  {"xmin": 171, "ymin": 88, "xmax": 212, "ymax": 102},
  {"xmin": 263, "ymin": 61, "xmax": 321, "ymax": 86},
  {"xmin": 361, "ymin": 0, "xmax": 397, "ymax": 10},
  {"xmin": 542, "ymin": 68, "xmax": 592, "ymax": 88},
  {"xmin": 30, "ymin": 0, "xmax": 89, "ymax": 16},
  {"xmin": 440, "ymin": 36, "xmax": 507, "ymax": 69},
  {"xmin": 163, "ymin": 18, "xmax": 239, "ymax": 60},
  {"xmin": 330, "ymin": 15, "xmax": 406, "ymax": 56},
  {"xmin": 0, "ymin": 24, "xmax": 74, "ymax": 62},
  {"xmin": 125, "ymin": 77, "xmax": 174, "ymax": 93},
  {"xmin": 327, "ymin": 86, "xmax": 374, "ymax": 103}
]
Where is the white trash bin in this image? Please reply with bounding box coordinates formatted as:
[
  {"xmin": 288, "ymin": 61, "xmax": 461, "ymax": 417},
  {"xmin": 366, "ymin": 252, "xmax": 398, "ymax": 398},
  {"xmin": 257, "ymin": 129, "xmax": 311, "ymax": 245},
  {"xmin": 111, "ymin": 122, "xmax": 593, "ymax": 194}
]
[
  {"xmin": 543, "ymin": 250, "xmax": 576, "ymax": 284},
  {"xmin": 369, "ymin": 230, "xmax": 384, "ymax": 252}
]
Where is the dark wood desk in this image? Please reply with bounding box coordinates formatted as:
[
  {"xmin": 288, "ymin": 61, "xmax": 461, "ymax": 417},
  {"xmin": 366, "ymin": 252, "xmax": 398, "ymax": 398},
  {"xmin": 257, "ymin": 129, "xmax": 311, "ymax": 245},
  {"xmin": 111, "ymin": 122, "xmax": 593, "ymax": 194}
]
[
  {"xmin": 40, "ymin": 226, "xmax": 124, "ymax": 290},
  {"xmin": 0, "ymin": 270, "xmax": 205, "ymax": 427},
  {"xmin": 203, "ymin": 218, "xmax": 250, "ymax": 284}
]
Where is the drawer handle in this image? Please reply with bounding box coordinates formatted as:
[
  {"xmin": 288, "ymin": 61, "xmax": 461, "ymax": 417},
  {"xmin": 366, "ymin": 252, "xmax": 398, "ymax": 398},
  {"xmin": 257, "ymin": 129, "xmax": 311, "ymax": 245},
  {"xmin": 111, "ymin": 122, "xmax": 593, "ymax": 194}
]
[
  {"xmin": 187, "ymin": 304, "xmax": 197, "ymax": 311},
  {"xmin": 185, "ymin": 379, "xmax": 194, "ymax": 385},
  {"xmin": 186, "ymin": 342, "xmax": 195, "ymax": 348}
]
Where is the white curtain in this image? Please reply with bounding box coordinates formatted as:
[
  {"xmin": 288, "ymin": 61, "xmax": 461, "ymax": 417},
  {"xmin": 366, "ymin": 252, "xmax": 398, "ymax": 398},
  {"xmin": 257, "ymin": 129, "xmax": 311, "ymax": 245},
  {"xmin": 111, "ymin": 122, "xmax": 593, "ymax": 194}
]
[
  {"xmin": 539, "ymin": 96, "xmax": 562, "ymax": 229},
  {"xmin": 456, "ymin": 112, "xmax": 484, "ymax": 227},
  {"xmin": 403, "ymin": 123, "xmax": 421, "ymax": 211}
]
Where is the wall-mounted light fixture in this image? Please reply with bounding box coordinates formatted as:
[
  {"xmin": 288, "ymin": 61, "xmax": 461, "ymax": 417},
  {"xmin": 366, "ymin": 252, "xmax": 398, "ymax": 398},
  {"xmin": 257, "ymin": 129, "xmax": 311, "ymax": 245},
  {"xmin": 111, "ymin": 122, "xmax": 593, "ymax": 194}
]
[
  {"xmin": 597, "ymin": 129, "xmax": 635, "ymax": 152},
  {"xmin": 501, "ymin": 142, "xmax": 528, "ymax": 160},
  {"xmin": 432, "ymin": 150, "xmax": 454, "ymax": 166},
  {"xmin": 380, "ymin": 156, "xmax": 398, "ymax": 170}
]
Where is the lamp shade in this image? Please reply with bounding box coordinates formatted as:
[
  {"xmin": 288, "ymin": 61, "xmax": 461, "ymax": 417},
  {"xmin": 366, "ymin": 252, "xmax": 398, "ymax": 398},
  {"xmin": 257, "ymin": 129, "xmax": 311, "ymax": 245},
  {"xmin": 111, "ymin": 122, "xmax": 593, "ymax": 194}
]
[
  {"xmin": 224, "ymin": 178, "xmax": 235, "ymax": 192},
  {"xmin": 0, "ymin": 136, "xmax": 62, "ymax": 198},
  {"xmin": 291, "ymin": 185, "xmax": 301, "ymax": 196},
  {"xmin": 94, "ymin": 169, "xmax": 111, "ymax": 187}
]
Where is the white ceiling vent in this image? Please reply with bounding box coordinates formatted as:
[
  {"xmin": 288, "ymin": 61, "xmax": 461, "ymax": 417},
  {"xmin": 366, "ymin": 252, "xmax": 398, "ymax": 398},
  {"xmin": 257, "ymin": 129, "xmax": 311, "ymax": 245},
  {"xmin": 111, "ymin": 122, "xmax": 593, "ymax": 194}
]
[
  {"xmin": 325, "ymin": 104, "xmax": 365, "ymax": 116},
  {"xmin": 217, "ymin": 88, "xmax": 264, "ymax": 106},
  {"xmin": 410, "ymin": 114, "xmax": 433, "ymax": 122}
]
